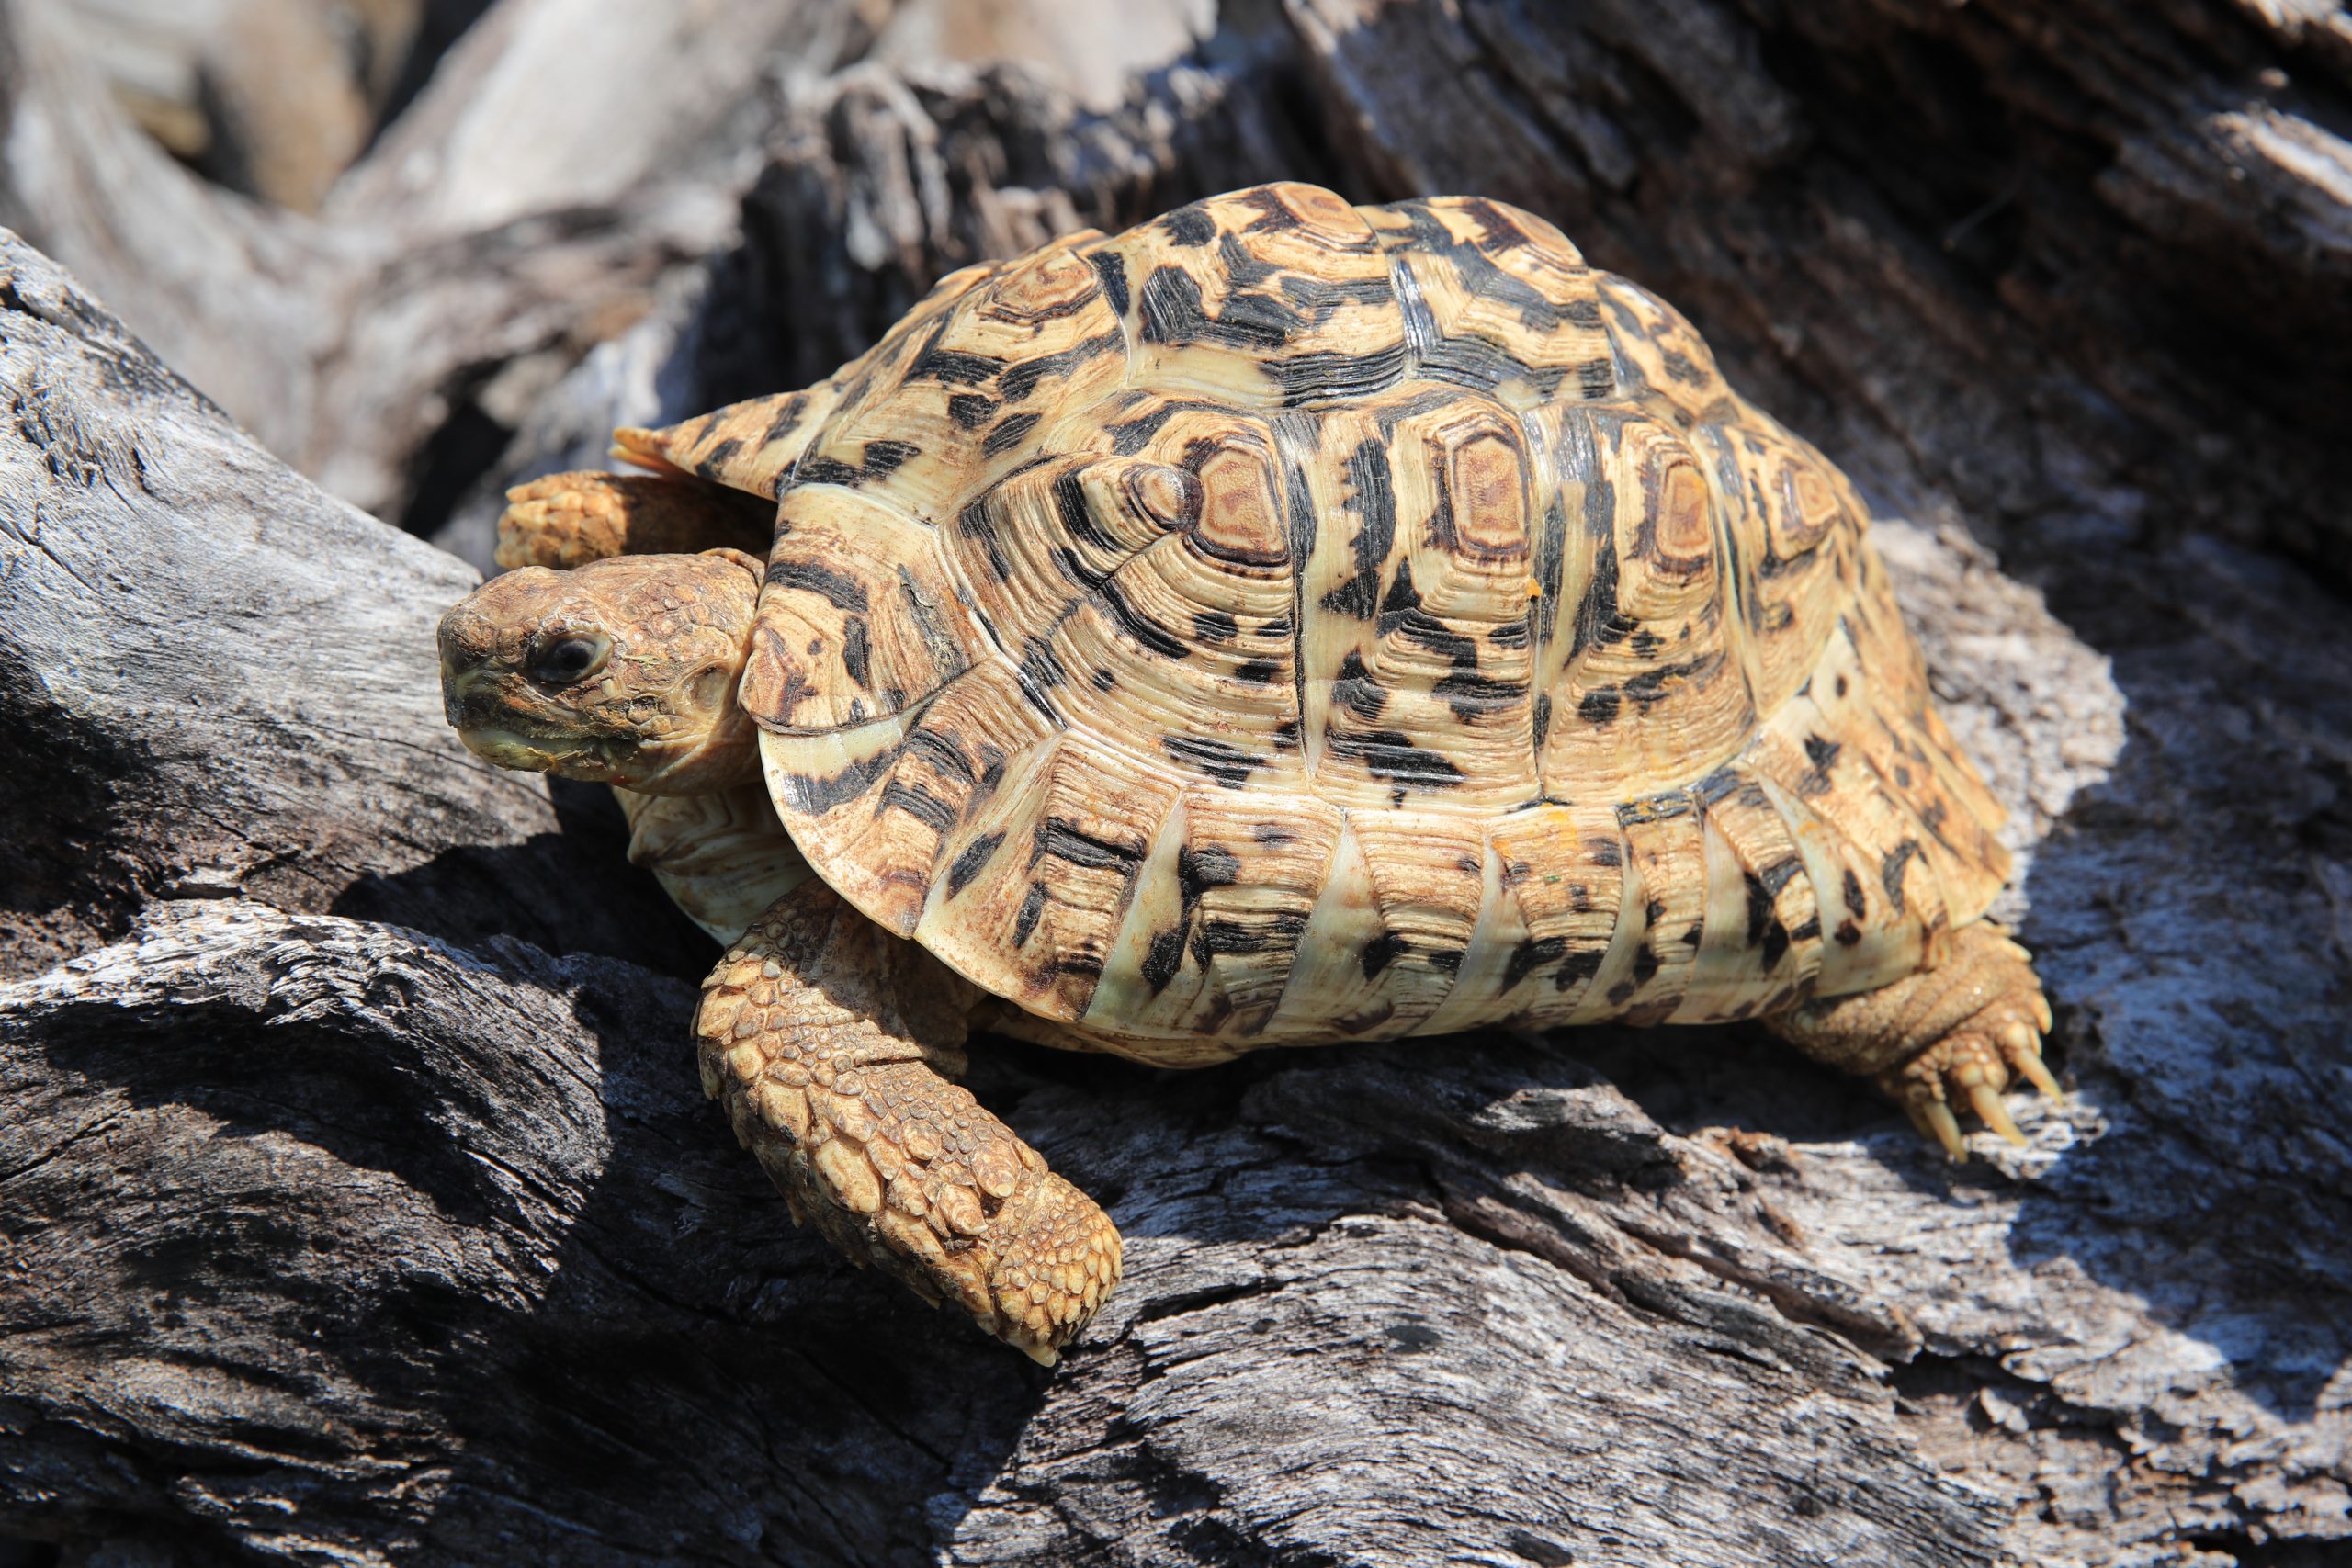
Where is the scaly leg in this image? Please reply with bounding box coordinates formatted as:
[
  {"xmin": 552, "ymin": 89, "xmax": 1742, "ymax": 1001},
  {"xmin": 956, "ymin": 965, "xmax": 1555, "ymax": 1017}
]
[
  {"xmin": 1766, "ymin": 922, "xmax": 2061, "ymax": 1158},
  {"xmin": 694, "ymin": 881, "xmax": 1122, "ymax": 1362},
  {"xmin": 494, "ymin": 469, "xmax": 772, "ymax": 570}
]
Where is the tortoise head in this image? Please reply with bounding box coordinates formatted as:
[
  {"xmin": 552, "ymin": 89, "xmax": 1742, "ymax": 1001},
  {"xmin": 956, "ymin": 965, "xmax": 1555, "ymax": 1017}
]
[{"xmin": 437, "ymin": 549, "xmax": 765, "ymax": 795}]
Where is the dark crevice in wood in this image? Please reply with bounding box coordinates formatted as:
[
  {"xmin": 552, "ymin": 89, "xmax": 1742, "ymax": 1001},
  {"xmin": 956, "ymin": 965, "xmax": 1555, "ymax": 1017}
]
[{"xmin": 5, "ymin": 3, "xmax": 2351, "ymax": 1562}]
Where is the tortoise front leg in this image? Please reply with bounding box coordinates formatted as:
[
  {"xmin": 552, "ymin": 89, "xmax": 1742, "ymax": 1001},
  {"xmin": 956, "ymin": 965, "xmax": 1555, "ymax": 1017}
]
[
  {"xmin": 695, "ymin": 881, "xmax": 1122, "ymax": 1362},
  {"xmin": 493, "ymin": 469, "xmax": 773, "ymax": 570},
  {"xmin": 1766, "ymin": 922, "xmax": 2062, "ymax": 1157}
]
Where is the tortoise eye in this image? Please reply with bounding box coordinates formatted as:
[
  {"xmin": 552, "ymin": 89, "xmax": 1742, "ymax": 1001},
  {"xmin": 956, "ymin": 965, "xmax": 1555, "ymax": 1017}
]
[{"xmin": 530, "ymin": 634, "xmax": 608, "ymax": 685}]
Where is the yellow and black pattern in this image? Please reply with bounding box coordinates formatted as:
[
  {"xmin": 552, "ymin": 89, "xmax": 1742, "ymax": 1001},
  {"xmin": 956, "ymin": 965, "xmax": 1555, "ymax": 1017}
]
[{"xmin": 638, "ymin": 183, "xmax": 2011, "ymax": 1048}]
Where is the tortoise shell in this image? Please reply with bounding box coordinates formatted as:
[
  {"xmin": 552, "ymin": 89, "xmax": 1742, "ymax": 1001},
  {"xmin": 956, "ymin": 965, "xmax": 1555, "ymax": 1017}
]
[{"xmin": 633, "ymin": 182, "xmax": 2010, "ymax": 1054}]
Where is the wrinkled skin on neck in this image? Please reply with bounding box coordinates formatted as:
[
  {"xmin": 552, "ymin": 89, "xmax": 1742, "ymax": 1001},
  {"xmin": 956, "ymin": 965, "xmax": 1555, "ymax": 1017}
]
[{"xmin": 438, "ymin": 549, "xmax": 764, "ymax": 795}]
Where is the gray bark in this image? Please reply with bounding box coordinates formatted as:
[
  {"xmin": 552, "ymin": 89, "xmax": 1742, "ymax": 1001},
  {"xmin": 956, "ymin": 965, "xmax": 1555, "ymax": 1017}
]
[
  {"xmin": 0, "ymin": 0, "xmax": 885, "ymax": 528},
  {"xmin": 1274, "ymin": 0, "xmax": 2352, "ymax": 581},
  {"xmin": 6, "ymin": 1, "xmax": 2352, "ymax": 1564},
  {"xmin": 0, "ymin": 236, "xmax": 715, "ymax": 987}
]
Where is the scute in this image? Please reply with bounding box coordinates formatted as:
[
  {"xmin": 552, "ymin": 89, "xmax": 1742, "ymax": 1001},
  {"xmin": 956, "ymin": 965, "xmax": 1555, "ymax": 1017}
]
[
  {"xmin": 627, "ymin": 261, "xmax": 1002, "ymax": 496},
  {"xmin": 741, "ymin": 483, "xmax": 988, "ymax": 731},
  {"xmin": 1363, "ymin": 196, "xmax": 1614, "ymax": 408},
  {"xmin": 729, "ymin": 183, "xmax": 2012, "ymax": 1039},
  {"xmin": 1100, "ymin": 182, "xmax": 1406, "ymax": 409},
  {"xmin": 1536, "ymin": 407, "xmax": 1757, "ymax": 801}
]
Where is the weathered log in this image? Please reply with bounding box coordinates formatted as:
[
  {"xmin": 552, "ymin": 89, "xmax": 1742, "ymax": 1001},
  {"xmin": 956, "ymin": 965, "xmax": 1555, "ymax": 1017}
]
[
  {"xmin": 1273, "ymin": 0, "xmax": 2352, "ymax": 581},
  {"xmin": 7, "ymin": 0, "xmax": 2352, "ymax": 1561},
  {"xmin": 6, "ymin": 214, "xmax": 2348, "ymax": 1564},
  {"xmin": 0, "ymin": 0, "xmax": 888, "ymax": 530},
  {"xmin": 0, "ymin": 235, "xmax": 711, "ymax": 987}
]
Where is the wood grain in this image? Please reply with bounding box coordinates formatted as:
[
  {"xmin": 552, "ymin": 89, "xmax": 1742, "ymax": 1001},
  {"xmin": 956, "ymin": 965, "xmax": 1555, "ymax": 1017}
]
[{"xmin": 5, "ymin": 1, "xmax": 2350, "ymax": 1562}]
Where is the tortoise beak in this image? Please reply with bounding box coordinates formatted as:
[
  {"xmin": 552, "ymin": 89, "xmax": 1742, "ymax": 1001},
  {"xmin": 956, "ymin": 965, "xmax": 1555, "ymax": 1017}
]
[
  {"xmin": 437, "ymin": 600, "xmax": 578, "ymax": 772},
  {"xmin": 440, "ymin": 665, "xmax": 503, "ymax": 737},
  {"xmin": 437, "ymin": 603, "xmax": 503, "ymax": 729}
]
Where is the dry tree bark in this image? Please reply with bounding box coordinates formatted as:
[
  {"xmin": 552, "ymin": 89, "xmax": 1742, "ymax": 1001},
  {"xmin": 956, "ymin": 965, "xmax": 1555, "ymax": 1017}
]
[
  {"xmin": 0, "ymin": 238, "xmax": 716, "ymax": 987},
  {"xmin": 0, "ymin": 0, "xmax": 889, "ymax": 530},
  {"xmin": 53, "ymin": 0, "xmax": 494, "ymax": 214},
  {"xmin": 1277, "ymin": 0, "xmax": 2352, "ymax": 580},
  {"xmin": 6, "ymin": 1, "xmax": 2352, "ymax": 1565}
]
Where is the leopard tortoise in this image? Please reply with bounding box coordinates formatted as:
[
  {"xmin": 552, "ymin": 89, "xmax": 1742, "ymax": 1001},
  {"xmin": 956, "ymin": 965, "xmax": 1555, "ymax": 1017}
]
[{"xmin": 438, "ymin": 182, "xmax": 2059, "ymax": 1363}]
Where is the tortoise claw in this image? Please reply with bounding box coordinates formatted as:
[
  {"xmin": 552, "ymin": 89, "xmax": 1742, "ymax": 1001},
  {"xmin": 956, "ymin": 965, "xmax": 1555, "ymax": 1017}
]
[
  {"xmin": 2015, "ymin": 1052, "xmax": 2064, "ymax": 1100},
  {"xmin": 1999, "ymin": 1020, "xmax": 2064, "ymax": 1100},
  {"xmin": 1966, "ymin": 1081, "xmax": 2028, "ymax": 1146},
  {"xmin": 1787, "ymin": 924, "xmax": 2060, "ymax": 1161},
  {"xmin": 1917, "ymin": 1099, "xmax": 1967, "ymax": 1160},
  {"xmin": 1883, "ymin": 1010, "xmax": 2056, "ymax": 1157}
]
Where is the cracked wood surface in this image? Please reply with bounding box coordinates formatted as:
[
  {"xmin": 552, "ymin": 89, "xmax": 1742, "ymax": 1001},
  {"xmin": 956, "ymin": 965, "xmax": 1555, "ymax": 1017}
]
[
  {"xmin": 0, "ymin": 0, "xmax": 886, "ymax": 527},
  {"xmin": 3, "ymin": 225, "xmax": 2346, "ymax": 1567},
  {"xmin": 6, "ymin": 0, "xmax": 2352, "ymax": 1562}
]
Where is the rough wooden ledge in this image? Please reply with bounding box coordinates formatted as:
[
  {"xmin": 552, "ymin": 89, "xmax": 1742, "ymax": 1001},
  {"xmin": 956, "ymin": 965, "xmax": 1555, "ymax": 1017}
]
[{"xmin": 5, "ymin": 221, "xmax": 2347, "ymax": 1564}]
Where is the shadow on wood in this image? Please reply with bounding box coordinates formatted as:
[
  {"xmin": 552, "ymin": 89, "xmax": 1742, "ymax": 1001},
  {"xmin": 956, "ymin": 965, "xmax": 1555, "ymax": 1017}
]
[{"xmin": 4, "ymin": 0, "xmax": 2351, "ymax": 1562}]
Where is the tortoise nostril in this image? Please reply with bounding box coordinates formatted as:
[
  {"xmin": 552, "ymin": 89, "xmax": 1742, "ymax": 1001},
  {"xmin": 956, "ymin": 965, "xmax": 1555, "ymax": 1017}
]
[{"xmin": 437, "ymin": 606, "xmax": 495, "ymax": 673}]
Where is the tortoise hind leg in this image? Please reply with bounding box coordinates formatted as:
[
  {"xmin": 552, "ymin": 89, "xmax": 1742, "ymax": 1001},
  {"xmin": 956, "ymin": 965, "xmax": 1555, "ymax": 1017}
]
[
  {"xmin": 695, "ymin": 881, "xmax": 1122, "ymax": 1362},
  {"xmin": 1766, "ymin": 922, "xmax": 2061, "ymax": 1158},
  {"xmin": 493, "ymin": 469, "xmax": 773, "ymax": 570}
]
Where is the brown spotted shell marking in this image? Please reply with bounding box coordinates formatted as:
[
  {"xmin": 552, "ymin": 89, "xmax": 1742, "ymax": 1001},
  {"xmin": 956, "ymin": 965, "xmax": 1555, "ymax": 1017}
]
[{"xmin": 637, "ymin": 182, "xmax": 2012, "ymax": 1053}]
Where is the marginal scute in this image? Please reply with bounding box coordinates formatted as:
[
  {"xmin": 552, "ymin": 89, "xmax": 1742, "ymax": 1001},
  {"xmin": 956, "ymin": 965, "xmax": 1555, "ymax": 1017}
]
[
  {"xmin": 1365, "ymin": 196, "xmax": 1613, "ymax": 408},
  {"xmin": 634, "ymin": 261, "xmax": 1002, "ymax": 496},
  {"xmin": 1611, "ymin": 797, "xmax": 1708, "ymax": 1025},
  {"xmin": 1675, "ymin": 797, "xmax": 1786, "ymax": 1024},
  {"xmin": 1917, "ymin": 701, "xmax": 2012, "ymax": 882},
  {"xmin": 1084, "ymin": 791, "xmax": 1348, "ymax": 1040},
  {"xmin": 1347, "ymin": 811, "xmax": 1489, "ymax": 1033},
  {"xmin": 1413, "ymin": 840, "xmax": 1523, "ymax": 1037},
  {"xmin": 740, "ymin": 484, "xmax": 984, "ymax": 731},
  {"xmin": 1176, "ymin": 792, "xmax": 1342, "ymax": 1035},
  {"xmin": 681, "ymin": 181, "xmax": 2015, "ymax": 1045},
  {"xmin": 1261, "ymin": 815, "xmax": 1388, "ymax": 1037},
  {"xmin": 1670, "ymin": 770, "xmax": 1824, "ymax": 1021},
  {"xmin": 1768, "ymin": 600, "xmax": 2006, "ymax": 939},
  {"xmin": 1754, "ymin": 773, "xmax": 1917, "ymax": 998},
  {"xmin": 915, "ymin": 733, "xmax": 1184, "ymax": 1021},
  {"xmin": 1736, "ymin": 608, "xmax": 2009, "ymax": 999},
  {"xmin": 758, "ymin": 660, "xmax": 1055, "ymax": 937},
  {"xmin": 1479, "ymin": 802, "xmax": 1627, "ymax": 1016}
]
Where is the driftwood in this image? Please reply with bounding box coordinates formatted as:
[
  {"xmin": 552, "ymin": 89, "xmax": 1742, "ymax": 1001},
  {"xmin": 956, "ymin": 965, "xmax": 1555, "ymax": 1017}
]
[
  {"xmin": 0, "ymin": 0, "xmax": 889, "ymax": 531},
  {"xmin": 53, "ymin": 0, "xmax": 499, "ymax": 214},
  {"xmin": 6, "ymin": 1, "xmax": 2352, "ymax": 1563}
]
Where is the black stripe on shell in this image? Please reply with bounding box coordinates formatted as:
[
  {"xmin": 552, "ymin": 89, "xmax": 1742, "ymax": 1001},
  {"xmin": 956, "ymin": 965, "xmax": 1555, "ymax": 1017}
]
[
  {"xmin": 764, "ymin": 558, "xmax": 869, "ymax": 613},
  {"xmin": 1325, "ymin": 728, "xmax": 1464, "ymax": 789},
  {"xmin": 1161, "ymin": 735, "xmax": 1261, "ymax": 789},
  {"xmin": 945, "ymin": 830, "xmax": 1007, "ymax": 897}
]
